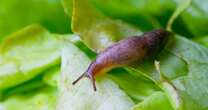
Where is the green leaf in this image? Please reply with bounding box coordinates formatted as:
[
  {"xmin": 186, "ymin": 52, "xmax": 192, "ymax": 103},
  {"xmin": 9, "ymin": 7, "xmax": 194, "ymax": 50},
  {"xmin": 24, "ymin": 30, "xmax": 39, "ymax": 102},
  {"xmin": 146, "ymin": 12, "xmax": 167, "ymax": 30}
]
[
  {"xmin": 92, "ymin": 0, "xmax": 208, "ymax": 37},
  {"xmin": 0, "ymin": 24, "xmax": 61, "ymax": 90},
  {"xmin": 166, "ymin": 0, "xmax": 191, "ymax": 31},
  {"xmin": 43, "ymin": 66, "xmax": 60, "ymax": 87},
  {"xmin": 1, "ymin": 74, "xmax": 45, "ymax": 100},
  {"xmin": 0, "ymin": 0, "xmax": 70, "ymax": 41},
  {"xmin": 194, "ymin": 36, "xmax": 208, "ymax": 47},
  {"xmin": 92, "ymin": 0, "xmax": 175, "ymax": 31},
  {"xmin": 121, "ymin": 34, "xmax": 208, "ymax": 110},
  {"xmin": 0, "ymin": 87, "xmax": 57, "ymax": 110},
  {"xmin": 176, "ymin": 0, "xmax": 208, "ymax": 37},
  {"xmin": 70, "ymin": 0, "xmax": 141, "ymax": 52},
  {"xmin": 160, "ymin": 79, "xmax": 183, "ymax": 110},
  {"xmin": 93, "ymin": 0, "xmax": 175, "ymax": 16},
  {"xmin": 57, "ymin": 39, "xmax": 134, "ymax": 110},
  {"xmin": 108, "ymin": 68, "xmax": 160, "ymax": 103},
  {"xmin": 61, "ymin": 0, "xmax": 73, "ymax": 16},
  {"xmin": 134, "ymin": 36, "xmax": 208, "ymax": 110},
  {"xmin": 132, "ymin": 92, "xmax": 174, "ymax": 110}
]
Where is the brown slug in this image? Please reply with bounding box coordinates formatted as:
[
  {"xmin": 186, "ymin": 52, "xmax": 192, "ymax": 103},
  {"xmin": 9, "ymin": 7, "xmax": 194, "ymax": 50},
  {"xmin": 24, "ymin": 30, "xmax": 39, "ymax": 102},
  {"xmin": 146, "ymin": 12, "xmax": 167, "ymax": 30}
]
[{"xmin": 72, "ymin": 29, "xmax": 171, "ymax": 91}]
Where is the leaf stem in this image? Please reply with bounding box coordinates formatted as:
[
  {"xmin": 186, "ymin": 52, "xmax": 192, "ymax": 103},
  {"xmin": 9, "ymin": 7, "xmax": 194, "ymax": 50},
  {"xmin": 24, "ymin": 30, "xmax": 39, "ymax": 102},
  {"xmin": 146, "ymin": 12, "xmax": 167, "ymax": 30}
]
[{"xmin": 166, "ymin": 0, "xmax": 191, "ymax": 32}]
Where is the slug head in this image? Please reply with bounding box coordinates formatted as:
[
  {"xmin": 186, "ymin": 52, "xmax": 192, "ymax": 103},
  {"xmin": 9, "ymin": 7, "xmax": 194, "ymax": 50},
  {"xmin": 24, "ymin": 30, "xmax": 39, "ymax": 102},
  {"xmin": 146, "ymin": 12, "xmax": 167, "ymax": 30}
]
[
  {"xmin": 72, "ymin": 62, "xmax": 98, "ymax": 91},
  {"xmin": 72, "ymin": 72, "xmax": 97, "ymax": 91},
  {"xmin": 144, "ymin": 29, "xmax": 172, "ymax": 58}
]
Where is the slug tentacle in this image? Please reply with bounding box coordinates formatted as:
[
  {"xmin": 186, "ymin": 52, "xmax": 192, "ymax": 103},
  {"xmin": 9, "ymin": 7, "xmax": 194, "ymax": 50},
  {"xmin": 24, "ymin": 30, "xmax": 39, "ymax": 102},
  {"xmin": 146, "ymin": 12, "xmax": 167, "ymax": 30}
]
[
  {"xmin": 72, "ymin": 73, "xmax": 87, "ymax": 85},
  {"xmin": 72, "ymin": 72, "xmax": 97, "ymax": 91}
]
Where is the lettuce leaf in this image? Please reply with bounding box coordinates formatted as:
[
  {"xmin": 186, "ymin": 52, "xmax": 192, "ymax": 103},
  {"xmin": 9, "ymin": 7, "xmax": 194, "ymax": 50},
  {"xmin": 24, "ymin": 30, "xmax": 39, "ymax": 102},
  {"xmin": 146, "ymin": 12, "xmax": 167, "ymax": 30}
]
[
  {"xmin": 92, "ymin": 0, "xmax": 174, "ymax": 31},
  {"xmin": 194, "ymin": 36, "xmax": 208, "ymax": 47},
  {"xmin": 0, "ymin": 0, "xmax": 70, "ymax": 42},
  {"xmin": 0, "ymin": 87, "xmax": 57, "ymax": 110},
  {"xmin": 43, "ymin": 66, "xmax": 60, "ymax": 87},
  {"xmin": 107, "ymin": 68, "xmax": 160, "ymax": 103},
  {"xmin": 176, "ymin": 0, "xmax": 208, "ymax": 37},
  {"xmin": 1, "ymin": 74, "xmax": 45, "ymax": 100},
  {"xmin": 165, "ymin": 36, "xmax": 208, "ymax": 110},
  {"xmin": 90, "ymin": 0, "xmax": 208, "ymax": 37},
  {"xmin": 126, "ymin": 35, "xmax": 208, "ymax": 110},
  {"xmin": 68, "ymin": 0, "xmax": 141, "ymax": 52},
  {"xmin": 0, "ymin": 24, "xmax": 61, "ymax": 90},
  {"xmin": 132, "ymin": 91, "xmax": 174, "ymax": 110}
]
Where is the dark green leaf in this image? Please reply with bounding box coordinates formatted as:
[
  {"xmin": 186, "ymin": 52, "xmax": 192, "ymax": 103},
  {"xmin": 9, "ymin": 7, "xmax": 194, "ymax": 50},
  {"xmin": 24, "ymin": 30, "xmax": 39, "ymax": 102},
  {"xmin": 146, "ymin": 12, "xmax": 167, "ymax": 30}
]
[{"xmin": 0, "ymin": 0, "xmax": 70, "ymax": 42}]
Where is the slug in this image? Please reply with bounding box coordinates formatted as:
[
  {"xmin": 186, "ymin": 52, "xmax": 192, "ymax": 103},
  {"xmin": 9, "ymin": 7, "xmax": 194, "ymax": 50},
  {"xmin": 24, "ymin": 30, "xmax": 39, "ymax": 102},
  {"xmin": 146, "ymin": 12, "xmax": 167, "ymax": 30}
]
[{"xmin": 72, "ymin": 29, "xmax": 171, "ymax": 91}]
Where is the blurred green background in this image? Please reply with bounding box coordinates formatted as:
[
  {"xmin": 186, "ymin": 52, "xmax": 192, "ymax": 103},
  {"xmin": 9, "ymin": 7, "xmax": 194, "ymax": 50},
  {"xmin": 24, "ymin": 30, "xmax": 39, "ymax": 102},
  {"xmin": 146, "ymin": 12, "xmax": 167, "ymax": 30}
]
[
  {"xmin": 1, "ymin": 0, "xmax": 208, "ymax": 41},
  {"xmin": 0, "ymin": 0, "xmax": 71, "ymax": 42}
]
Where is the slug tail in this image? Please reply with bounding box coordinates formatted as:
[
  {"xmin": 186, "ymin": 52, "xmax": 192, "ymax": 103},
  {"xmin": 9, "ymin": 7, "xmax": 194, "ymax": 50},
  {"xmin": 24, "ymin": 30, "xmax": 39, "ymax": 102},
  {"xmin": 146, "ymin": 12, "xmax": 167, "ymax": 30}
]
[{"xmin": 72, "ymin": 72, "xmax": 97, "ymax": 91}]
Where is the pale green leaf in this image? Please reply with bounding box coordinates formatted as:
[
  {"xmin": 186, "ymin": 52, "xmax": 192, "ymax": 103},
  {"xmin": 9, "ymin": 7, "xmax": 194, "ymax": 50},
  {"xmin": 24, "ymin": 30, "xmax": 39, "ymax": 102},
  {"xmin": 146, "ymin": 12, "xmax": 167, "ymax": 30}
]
[
  {"xmin": 57, "ymin": 39, "xmax": 134, "ymax": 110},
  {"xmin": 0, "ymin": 24, "xmax": 61, "ymax": 90},
  {"xmin": 0, "ymin": 87, "xmax": 57, "ymax": 110}
]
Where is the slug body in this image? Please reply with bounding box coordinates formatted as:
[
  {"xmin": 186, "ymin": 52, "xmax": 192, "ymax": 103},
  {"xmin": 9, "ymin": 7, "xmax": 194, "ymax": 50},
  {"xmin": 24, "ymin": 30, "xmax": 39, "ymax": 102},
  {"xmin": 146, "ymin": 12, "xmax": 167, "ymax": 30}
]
[{"xmin": 72, "ymin": 29, "xmax": 171, "ymax": 91}]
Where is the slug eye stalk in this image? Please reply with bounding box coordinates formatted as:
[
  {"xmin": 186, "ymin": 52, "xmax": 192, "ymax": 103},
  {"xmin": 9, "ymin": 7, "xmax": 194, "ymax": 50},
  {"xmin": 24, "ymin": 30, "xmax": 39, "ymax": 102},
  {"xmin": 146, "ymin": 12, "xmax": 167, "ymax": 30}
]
[{"xmin": 72, "ymin": 73, "xmax": 97, "ymax": 91}]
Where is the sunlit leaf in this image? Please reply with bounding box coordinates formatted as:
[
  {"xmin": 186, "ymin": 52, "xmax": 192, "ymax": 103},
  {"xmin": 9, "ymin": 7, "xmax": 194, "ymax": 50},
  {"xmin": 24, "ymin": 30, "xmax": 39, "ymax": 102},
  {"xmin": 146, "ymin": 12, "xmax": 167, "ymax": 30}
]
[
  {"xmin": 0, "ymin": 87, "xmax": 57, "ymax": 110},
  {"xmin": 43, "ymin": 66, "xmax": 60, "ymax": 87},
  {"xmin": 0, "ymin": 24, "xmax": 61, "ymax": 90},
  {"xmin": 70, "ymin": 0, "xmax": 141, "ymax": 52}
]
